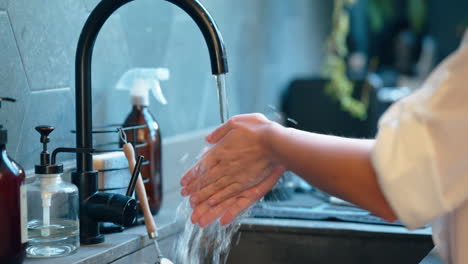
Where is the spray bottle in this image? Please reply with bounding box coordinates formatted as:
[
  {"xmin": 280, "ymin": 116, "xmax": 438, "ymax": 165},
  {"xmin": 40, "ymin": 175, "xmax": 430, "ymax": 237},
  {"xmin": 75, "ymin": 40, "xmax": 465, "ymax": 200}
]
[{"xmin": 116, "ymin": 68, "xmax": 169, "ymax": 214}]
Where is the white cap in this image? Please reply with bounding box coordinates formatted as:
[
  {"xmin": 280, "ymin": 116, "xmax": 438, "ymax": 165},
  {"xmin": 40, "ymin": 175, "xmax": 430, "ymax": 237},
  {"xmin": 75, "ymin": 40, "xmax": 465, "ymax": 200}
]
[
  {"xmin": 131, "ymin": 79, "xmax": 151, "ymax": 106},
  {"xmin": 116, "ymin": 68, "xmax": 170, "ymax": 106}
]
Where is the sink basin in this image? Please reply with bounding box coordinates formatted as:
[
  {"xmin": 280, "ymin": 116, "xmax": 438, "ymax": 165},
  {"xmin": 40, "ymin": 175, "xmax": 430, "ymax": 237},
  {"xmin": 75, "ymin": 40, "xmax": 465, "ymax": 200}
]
[
  {"xmin": 226, "ymin": 218, "xmax": 434, "ymax": 264},
  {"xmin": 169, "ymin": 193, "xmax": 435, "ymax": 263}
]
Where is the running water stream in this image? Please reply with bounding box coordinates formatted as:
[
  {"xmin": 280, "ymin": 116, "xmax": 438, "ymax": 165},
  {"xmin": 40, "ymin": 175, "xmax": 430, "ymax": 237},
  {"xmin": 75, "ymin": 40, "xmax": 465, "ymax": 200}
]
[
  {"xmin": 174, "ymin": 74, "xmax": 245, "ymax": 264},
  {"xmin": 215, "ymin": 74, "xmax": 229, "ymax": 123}
]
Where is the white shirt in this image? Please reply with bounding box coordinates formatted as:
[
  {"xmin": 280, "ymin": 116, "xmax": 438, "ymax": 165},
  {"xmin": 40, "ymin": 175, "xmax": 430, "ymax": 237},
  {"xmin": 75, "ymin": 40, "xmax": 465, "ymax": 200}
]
[{"xmin": 372, "ymin": 30, "xmax": 468, "ymax": 264}]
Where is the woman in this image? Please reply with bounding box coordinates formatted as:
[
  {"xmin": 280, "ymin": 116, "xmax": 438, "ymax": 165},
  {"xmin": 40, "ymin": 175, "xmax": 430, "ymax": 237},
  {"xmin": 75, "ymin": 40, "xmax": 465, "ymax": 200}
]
[{"xmin": 181, "ymin": 30, "xmax": 468, "ymax": 263}]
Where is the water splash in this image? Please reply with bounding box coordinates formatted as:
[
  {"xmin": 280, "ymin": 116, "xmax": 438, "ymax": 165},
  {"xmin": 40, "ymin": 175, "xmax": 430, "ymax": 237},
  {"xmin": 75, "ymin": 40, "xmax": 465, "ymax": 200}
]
[
  {"xmin": 173, "ymin": 74, "xmax": 244, "ymax": 264},
  {"xmin": 286, "ymin": 118, "xmax": 298, "ymax": 125},
  {"xmin": 173, "ymin": 199, "xmax": 246, "ymax": 264}
]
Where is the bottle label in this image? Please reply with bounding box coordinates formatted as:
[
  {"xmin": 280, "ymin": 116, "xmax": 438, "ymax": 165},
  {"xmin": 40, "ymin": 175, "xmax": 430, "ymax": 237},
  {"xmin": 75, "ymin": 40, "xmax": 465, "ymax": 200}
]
[{"xmin": 20, "ymin": 184, "xmax": 28, "ymax": 243}]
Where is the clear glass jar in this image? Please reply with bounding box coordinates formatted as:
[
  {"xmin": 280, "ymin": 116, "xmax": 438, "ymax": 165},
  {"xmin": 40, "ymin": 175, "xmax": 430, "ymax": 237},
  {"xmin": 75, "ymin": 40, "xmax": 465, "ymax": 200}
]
[{"xmin": 26, "ymin": 173, "xmax": 79, "ymax": 258}]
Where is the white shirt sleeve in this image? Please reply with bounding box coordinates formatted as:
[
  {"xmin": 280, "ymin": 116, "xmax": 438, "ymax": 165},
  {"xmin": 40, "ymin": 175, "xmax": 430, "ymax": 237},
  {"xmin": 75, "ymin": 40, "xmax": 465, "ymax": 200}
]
[{"xmin": 372, "ymin": 35, "xmax": 468, "ymax": 229}]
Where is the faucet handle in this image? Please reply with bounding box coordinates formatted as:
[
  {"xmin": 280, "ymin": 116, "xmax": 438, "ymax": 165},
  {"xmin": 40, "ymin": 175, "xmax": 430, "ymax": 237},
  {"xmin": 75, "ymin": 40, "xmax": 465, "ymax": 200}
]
[
  {"xmin": 84, "ymin": 151, "xmax": 141, "ymax": 228},
  {"xmin": 86, "ymin": 192, "xmax": 137, "ymax": 227}
]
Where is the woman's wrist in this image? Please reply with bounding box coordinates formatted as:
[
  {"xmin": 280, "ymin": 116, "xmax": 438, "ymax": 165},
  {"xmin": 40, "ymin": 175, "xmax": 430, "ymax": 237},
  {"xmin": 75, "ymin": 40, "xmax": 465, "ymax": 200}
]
[{"xmin": 261, "ymin": 121, "xmax": 288, "ymax": 167}]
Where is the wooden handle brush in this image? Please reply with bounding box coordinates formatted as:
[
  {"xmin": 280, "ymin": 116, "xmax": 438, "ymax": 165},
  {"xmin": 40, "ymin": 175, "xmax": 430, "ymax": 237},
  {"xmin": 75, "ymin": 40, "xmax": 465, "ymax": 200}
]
[{"xmin": 122, "ymin": 142, "xmax": 173, "ymax": 264}]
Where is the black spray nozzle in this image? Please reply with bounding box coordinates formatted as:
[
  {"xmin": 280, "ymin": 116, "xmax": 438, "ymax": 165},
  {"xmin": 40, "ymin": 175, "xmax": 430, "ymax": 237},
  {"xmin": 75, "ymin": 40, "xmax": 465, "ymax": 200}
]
[
  {"xmin": 35, "ymin": 125, "xmax": 95, "ymax": 174},
  {"xmin": 35, "ymin": 126, "xmax": 95, "ymax": 165},
  {"xmin": 51, "ymin": 147, "xmax": 94, "ymax": 165}
]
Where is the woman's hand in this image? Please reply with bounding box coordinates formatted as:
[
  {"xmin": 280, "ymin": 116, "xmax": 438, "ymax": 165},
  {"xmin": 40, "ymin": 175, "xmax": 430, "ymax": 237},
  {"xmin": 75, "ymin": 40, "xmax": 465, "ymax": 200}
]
[
  {"xmin": 180, "ymin": 113, "xmax": 285, "ymax": 209},
  {"xmin": 191, "ymin": 165, "xmax": 285, "ymax": 227}
]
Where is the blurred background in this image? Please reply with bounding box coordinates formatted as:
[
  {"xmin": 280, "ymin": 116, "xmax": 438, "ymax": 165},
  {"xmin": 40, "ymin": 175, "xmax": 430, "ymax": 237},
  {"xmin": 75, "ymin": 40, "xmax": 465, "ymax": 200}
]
[
  {"xmin": 0, "ymin": 0, "xmax": 467, "ymax": 169},
  {"xmin": 282, "ymin": 0, "xmax": 468, "ymax": 139}
]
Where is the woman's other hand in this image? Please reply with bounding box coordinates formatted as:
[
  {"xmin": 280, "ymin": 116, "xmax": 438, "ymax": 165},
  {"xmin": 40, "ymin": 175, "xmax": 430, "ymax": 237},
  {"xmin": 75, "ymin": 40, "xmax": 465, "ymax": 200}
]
[
  {"xmin": 180, "ymin": 113, "xmax": 285, "ymax": 209},
  {"xmin": 191, "ymin": 165, "xmax": 285, "ymax": 227}
]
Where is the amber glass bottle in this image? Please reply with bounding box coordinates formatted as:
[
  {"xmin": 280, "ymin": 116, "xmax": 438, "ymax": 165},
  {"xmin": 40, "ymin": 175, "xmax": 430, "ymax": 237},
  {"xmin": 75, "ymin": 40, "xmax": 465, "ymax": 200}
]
[
  {"xmin": 0, "ymin": 131, "xmax": 27, "ymax": 263},
  {"xmin": 123, "ymin": 105, "xmax": 162, "ymax": 214}
]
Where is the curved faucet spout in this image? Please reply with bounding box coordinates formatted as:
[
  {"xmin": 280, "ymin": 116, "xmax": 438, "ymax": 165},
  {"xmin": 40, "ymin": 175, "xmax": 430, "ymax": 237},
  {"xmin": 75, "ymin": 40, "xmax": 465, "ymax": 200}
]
[
  {"xmin": 75, "ymin": 0, "xmax": 228, "ymax": 173},
  {"xmin": 73, "ymin": 0, "xmax": 228, "ymax": 244},
  {"xmin": 166, "ymin": 0, "xmax": 228, "ymax": 75}
]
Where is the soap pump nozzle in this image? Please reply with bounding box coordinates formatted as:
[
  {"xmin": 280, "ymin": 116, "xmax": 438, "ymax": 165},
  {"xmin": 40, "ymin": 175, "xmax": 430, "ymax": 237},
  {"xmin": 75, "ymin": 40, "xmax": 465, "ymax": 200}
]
[{"xmin": 35, "ymin": 125, "xmax": 54, "ymax": 169}]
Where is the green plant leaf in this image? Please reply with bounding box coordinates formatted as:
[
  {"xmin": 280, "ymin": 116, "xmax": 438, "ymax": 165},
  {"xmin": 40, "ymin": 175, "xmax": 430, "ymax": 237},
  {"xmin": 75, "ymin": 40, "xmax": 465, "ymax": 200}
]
[{"xmin": 323, "ymin": 0, "xmax": 367, "ymax": 119}]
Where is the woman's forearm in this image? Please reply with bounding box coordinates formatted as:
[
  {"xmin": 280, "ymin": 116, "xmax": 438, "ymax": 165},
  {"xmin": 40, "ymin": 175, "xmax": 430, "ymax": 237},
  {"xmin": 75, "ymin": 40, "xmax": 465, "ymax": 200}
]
[{"xmin": 266, "ymin": 123, "xmax": 397, "ymax": 221}]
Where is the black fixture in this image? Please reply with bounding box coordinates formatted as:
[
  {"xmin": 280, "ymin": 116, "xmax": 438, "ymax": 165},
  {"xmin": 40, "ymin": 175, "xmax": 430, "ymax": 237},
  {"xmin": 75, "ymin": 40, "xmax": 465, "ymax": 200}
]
[{"xmin": 74, "ymin": 0, "xmax": 229, "ymax": 244}]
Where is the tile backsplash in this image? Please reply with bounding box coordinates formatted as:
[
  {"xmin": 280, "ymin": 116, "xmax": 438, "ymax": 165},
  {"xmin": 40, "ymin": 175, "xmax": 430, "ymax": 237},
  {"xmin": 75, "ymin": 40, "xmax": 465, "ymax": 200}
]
[{"xmin": 0, "ymin": 0, "xmax": 332, "ymax": 170}]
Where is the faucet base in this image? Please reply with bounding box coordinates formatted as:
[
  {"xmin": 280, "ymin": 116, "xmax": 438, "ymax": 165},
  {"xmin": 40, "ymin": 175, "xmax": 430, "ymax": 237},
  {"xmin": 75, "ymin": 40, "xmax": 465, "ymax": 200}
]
[{"xmin": 72, "ymin": 171, "xmax": 103, "ymax": 245}]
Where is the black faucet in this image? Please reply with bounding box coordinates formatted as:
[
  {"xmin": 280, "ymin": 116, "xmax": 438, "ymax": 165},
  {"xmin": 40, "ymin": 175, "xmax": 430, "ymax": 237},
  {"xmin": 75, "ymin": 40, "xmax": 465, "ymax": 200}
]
[{"xmin": 73, "ymin": 0, "xmax": 229, "ymax": 244}]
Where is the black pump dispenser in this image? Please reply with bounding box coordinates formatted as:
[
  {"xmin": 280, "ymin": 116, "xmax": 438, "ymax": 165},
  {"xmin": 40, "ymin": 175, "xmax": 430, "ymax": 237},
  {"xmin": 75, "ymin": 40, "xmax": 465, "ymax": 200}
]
[
  {"xmin": 35, "ymin": 126, "xmax": 94, "ymax": 174},
  {"xmin": 0, "ymin": 97, "xmax": 16, "ymax": 145},
  {"xmin": 35, "ymin": 126, "xmax": 62, "ymax": 174}
]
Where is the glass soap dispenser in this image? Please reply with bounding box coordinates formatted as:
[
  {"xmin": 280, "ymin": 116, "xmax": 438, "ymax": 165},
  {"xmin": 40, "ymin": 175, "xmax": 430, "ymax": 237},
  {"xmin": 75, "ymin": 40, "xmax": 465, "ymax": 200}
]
[{"xmin": 26, "ymin": 126, "xmax": 81, "ymax": 258}]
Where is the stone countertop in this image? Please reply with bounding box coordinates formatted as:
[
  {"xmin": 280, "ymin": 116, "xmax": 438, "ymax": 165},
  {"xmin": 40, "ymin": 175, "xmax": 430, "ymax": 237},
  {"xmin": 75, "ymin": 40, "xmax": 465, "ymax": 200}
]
[
  {"xmin": 23, "ymin": 195, "xmax": 443, "ymax": 264},
  {"xmin": 24, "ymin": 192, "xmax": 185, "ymax": 264}
]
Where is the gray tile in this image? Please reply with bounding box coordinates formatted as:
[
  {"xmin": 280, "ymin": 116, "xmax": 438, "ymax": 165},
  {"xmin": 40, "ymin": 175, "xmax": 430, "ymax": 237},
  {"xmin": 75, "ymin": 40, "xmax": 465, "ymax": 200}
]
[
  {"xmin": 0, "ymin": 0, "xmax": 9, "ymax": 10},
  {"xmin": 8, "ymin": 0, "xmax": 87, "ymax": 91},
  {"xmin": 224, "ymin": 2, "xmax": 266, "ymax": 115},
  {"xmin": 119, "ymin": 0, "xmax": 174, "ymax": 67},
  {"xmin": 81, "ymin": 0, "xmax": 100, "ymax": 12},
  {"xmin": 16, "ymin": 88, "xmax": 75, "ymax": 170},
  {"xmin": 90, "ymin": 13, "xmax": 132, "ymax": 127},
  {"xmin": 153, "ymin": 12, "xmax": 217, "ymax": 136},
  {"xmin": 0, "ymin": 12, "xmax": 29, "ymax": 159}
]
